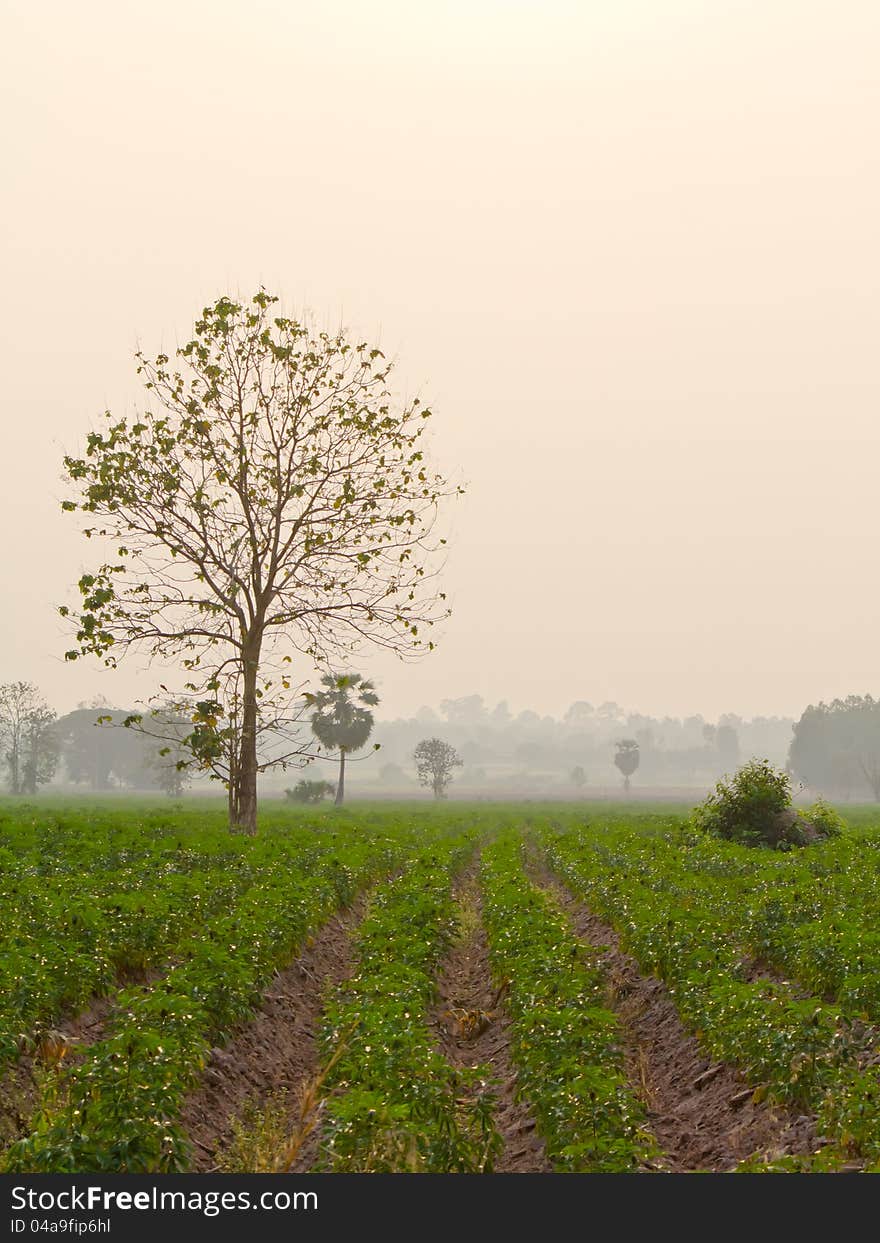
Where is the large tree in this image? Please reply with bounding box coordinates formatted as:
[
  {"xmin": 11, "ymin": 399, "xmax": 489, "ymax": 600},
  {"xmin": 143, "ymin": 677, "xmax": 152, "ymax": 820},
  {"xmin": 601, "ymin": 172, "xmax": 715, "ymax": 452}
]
[
  {"xmin": 0, "ymin": 683, "xmax": 59, "ymax": 794},
  {"xmin": 58, "ymin": 701, "xmax": 155, "ymax": 790},
  {"xmin": 305, "ymin": 672, "xmax": 379, "ymax": 806},
  {"xmin": 60, "ymin": 291, "xmax": 458, "ymax": 832},
  {"xmin": 789, "ymin": 695, "xmax": 880, "ymax": 801}
]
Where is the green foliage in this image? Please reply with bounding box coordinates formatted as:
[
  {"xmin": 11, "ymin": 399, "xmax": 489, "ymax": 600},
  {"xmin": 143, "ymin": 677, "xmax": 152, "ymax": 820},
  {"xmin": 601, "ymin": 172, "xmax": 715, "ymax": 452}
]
[
  {"xmin": 5, "ymin": 798, "xmax": 880, "ymax": 1175},
  {"xmin": 2, "ymin": 817, "xmax": 406, "ymax": 1172},
  {"xmin": 304, "ymin": 673, "xmax": 380, "ymax": 806},
  {"xmin": 693, "ymin": 762, "xmax": 844, "ymax": 849},
  {"xmin": 542, "ymin": 814, "xmax": 880, "ymax": 1166},
  {"xmin": 305, "ymin": 673, "xmax": 379, "ymax": 756}
]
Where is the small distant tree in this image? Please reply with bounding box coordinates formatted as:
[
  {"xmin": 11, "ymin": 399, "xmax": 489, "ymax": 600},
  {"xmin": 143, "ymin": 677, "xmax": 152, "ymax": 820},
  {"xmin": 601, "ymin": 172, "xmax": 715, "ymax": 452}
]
[
  {"xmin": 148, "ymin": 757, "xmax": 190, "ymax": 798},
  {"xmin": 613, "ymin": 739, "xmax": 640, "ymax": 792},
  {"xmin": 305, "ymin": 672, "xmax": 379, "ymax": 807},
  {"xmin": 570, "ymin": 764, "xmax": 586, "ymax": 790},
  {"xmin": 286, "ymin": 779, "xmax": 335, "ymax": 804},
  {"xmin": 414, "ymin": 737, "xmax": 462, "ymax": 799},
  {"xmin": 716, "ymin": 723, "xmax": 740, "ymax": 773},
  {"xmin": 146, "ymin": 707, "xmax": 193, "ymax": 797},
  {"xmin": 379, "ymin": 761, "xmax": 408, "ymax": 786},
  {"xmin": 0, "ymin": 683, "xmax": 59, "ymax": 794}
]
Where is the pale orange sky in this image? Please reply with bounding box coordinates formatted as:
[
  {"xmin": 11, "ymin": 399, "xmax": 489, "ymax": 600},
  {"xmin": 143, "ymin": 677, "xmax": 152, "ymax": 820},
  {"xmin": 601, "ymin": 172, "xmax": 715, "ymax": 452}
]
[{"xmin": 2, "ymin": 0, "xmax": 878, "ymax": 721}]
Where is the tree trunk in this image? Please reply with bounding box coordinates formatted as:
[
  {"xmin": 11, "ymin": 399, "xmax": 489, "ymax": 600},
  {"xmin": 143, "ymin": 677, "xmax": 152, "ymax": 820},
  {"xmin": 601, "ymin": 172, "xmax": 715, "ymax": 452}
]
[
  {"xmin": 232, "ymin": 635, "xmax": 261, "ymax": 834},
  {"xmin": 335, "ymin": 749, "xmax": 346, "ymax": 806},
  {"xmin": 9, "ymin": 740, "xmax": 20, "ymax": 795},
  {"xmin": 226, "ymin": 724, "xmax": 239, "ymax": 825}
]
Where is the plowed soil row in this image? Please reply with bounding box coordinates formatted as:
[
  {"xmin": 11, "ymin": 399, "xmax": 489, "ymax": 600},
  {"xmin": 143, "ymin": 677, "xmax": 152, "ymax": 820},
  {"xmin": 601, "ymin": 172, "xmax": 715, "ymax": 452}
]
[
  {"xmin": 533, "ymin": 867, "xmax": 818, "ymax": 1172},
  {"xmin": 0, "ymin": 1063, "xmax": 40, "ymax": 1152},
  {"xmin": 431, "ymin": 874, "xmax": 551, "ymax": 1173},
  {"xmin": 181, "ymin": 899, "xmax": 365, "ymax": 1172}
]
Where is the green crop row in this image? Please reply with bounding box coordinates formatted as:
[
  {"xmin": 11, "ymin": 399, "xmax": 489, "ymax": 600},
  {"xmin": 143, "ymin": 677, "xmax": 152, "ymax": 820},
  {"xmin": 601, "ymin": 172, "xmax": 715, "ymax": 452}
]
[
  {"xmin": 0, "ymin": 803, "xmax": 258, "ymax": 875},
  {"xmin": 317, "ymin": 840, "xmax": 499, "ymax": 1172},
  {"xmin": 3, "ymin": 838, "xmax": 399, "ymax": 1173},
  {"xmin": 543, "ymin": 827, "xmax": 880, "ymax": 1168},
  {"xmin": 0, "ymin": 831, "xmax": 351, "ymax": 1072},
  {"xmin": 598, "ymin": 825, "xmax": 880, "ymax": 1021},
  {"xmin": 479, "ymin": 836, "xmax": 655, "ymax": 1171},
  {"xmin": 0, "ymin": 867, "xmax": 250, "ymax": 1070}
]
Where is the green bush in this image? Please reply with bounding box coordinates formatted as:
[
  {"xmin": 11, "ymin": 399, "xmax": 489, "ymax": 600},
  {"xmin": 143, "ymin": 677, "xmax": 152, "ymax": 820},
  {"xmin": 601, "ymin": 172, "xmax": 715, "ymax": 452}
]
[
  {"xmin": 285, "ymin": 780, "xmax": 335, "ymax": 804},
  {"xmin": 801, "ymin": 798, "xmax": 844, "ymax": 840},
  {"xmin": 691, "ymin": 762, "xmax": 844, "ymax": 848},
  {"xmin": 692, "ymin": 759, "xmax": 791, "ymax": 845}
]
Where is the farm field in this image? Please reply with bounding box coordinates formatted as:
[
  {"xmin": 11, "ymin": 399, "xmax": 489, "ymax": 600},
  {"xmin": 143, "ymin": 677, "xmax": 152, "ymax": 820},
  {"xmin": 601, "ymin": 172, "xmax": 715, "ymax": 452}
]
[{"xmin": 2, "ymin": 798, "xmax": 880, "ymax": 1173}]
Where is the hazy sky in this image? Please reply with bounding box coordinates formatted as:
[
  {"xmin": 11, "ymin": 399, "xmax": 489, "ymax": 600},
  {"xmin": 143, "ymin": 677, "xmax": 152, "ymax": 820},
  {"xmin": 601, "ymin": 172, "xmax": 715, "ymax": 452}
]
[{"xmin": 2, "ymin": 0, "xmax": 878, "ymax": 721}]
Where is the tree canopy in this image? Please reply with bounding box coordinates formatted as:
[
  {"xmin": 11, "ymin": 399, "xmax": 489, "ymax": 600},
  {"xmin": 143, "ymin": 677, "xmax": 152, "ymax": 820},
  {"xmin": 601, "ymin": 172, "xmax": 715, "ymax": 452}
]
[
  {"xmin": 414, "ymin": 737, "xmax": 462, "ymax": 799},
  {"xmin": 305, "ymin": 672, "xmax": 379, "ymax": 805},
  {"xmin": 0, "ymin": 683, "xmax": 59, "ymax": 794},
  {"xmin": 613, "ymin": 738, "xmax": 640, "ymax": 791}
]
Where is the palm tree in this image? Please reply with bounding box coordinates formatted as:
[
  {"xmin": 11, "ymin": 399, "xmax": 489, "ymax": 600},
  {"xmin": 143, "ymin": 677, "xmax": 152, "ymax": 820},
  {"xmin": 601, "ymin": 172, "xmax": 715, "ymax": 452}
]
[
  {"xmin": 614, "ymin": 738, "xmax": 640, "ymax": 793},
  {"xmin": 304, "ymin": 673, "xmax": 379, "ymax": 806}
]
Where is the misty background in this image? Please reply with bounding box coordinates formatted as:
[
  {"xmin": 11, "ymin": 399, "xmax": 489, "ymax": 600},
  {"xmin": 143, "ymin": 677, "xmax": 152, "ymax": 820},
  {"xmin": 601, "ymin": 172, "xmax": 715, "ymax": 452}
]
[
  {"xmin": 9, "ymin": 692, "xmax": 796, "ymax": 800},
  {"xmin": 2, "ymin": 1, "xmax": 878, "ymax": 730}
]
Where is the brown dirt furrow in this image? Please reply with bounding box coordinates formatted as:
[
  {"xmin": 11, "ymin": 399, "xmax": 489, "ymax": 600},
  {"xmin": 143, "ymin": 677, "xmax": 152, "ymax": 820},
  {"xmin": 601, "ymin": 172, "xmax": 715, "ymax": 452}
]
[
  {"xmin": 0, "ymin": 1062, "xmax": 40, "ymax": 1152},
  {"xmin": 181, "ymin": 899, "xmax": 365, "ymax": 1172},
  {"xmin": 533, "ymin": 868, "xmax": 818, "ymax": 1172},
  {"xmin": 430, "ymin": 874, "xmax": 552, "ymax": 1173}
]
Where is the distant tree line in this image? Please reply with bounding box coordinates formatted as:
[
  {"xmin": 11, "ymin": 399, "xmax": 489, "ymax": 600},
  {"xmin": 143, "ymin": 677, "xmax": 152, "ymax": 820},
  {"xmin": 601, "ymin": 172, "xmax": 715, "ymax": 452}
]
[
  {"xmin": 0, "ymin": 683, "xmax": 59, "ymax": 794},
  {"xmin": 0, "ymin": 686, "xmax": 191, "ymax": 796},
  {"xmin": 364, "ymin": 694, "xmax": 880, "ymax": 800},
  {"xmin": 5, "ymin": 684, "xmax": 880, "ymax": 802},
  {"xmin": 364, "ymin": 696, "xmax": 790, "ymax": 792},
  {"xmin": 0, "ymin": 669, "xmax": 385, "ymax": 805},
  {"xmin": 788, "ymin": 696, "xmax": 880, "ymax": 801}
]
